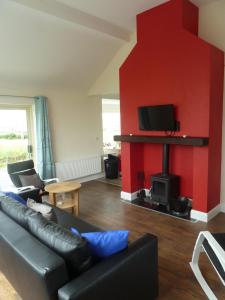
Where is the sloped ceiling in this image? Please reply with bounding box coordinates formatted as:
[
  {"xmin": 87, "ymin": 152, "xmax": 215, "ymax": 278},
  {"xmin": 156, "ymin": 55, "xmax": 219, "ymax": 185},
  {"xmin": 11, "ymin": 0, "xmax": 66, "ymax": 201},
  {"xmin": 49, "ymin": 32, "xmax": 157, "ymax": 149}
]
[
  {"xmin": 0, "ymin": 0, "xmax": 217, "ymax": 90},
  {"xmin": 58, "ymin": 0, "xmax": 216, "ymax": 30}
]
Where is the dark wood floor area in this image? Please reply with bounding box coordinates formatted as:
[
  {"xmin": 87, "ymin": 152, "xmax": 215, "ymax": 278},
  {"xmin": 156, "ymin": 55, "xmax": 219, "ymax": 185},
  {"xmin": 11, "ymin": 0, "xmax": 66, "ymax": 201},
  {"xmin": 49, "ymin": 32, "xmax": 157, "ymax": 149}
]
[{"xmin": 80, "ymin": 180, "xmax": 225, "ymax": 300}]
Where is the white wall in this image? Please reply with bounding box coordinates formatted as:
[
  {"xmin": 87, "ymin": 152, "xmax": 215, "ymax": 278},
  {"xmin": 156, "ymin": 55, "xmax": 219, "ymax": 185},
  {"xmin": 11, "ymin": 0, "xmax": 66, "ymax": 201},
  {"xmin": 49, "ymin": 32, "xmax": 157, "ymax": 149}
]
[
  {"xmin": 198, "ymin": 0, "xmax": 225, "ymax": 207},
  {"xmin": 0, "ymin": 86, "xmax": 103, "ymax": 164},
  {"xmin": 89, "ymin": 33, "xmax": 136, "ymax": 97},
  {"xmin": 46, "ymin": 89, "xmax": 102, "ymax": 162}
]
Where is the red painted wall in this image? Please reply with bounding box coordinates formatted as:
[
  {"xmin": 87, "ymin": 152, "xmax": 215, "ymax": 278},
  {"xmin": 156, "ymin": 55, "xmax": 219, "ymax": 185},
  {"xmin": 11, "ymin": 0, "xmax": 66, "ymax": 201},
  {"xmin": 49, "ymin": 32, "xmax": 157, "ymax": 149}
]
[{"xmin": 119, "ymin": 0, "xmax": 224, "ymax": 212}]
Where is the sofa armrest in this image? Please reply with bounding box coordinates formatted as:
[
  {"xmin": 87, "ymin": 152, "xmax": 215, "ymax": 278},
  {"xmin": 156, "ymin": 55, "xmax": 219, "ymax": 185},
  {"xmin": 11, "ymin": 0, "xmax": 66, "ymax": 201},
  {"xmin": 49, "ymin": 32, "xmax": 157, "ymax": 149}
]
[{"xmin": 58, "ymin": 233, "xmax": 158, "ymax": 300}]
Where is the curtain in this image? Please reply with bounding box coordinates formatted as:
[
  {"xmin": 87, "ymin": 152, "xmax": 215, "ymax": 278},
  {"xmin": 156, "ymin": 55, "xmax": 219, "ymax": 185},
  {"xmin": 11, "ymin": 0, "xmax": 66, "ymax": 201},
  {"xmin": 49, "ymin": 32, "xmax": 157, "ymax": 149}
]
[{"xmin": 34, "ymin": 96, "xmax": 56, "ymax": 179}]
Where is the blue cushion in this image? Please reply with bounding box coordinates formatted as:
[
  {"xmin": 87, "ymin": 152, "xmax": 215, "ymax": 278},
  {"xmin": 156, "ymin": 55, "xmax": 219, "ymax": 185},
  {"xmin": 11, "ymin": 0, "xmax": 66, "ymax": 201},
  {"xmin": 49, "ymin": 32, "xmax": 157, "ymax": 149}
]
[
  {"xmin": 3, "ymin": 192, "xmax": 26, "ymax": 206},
  {"xmin": 71, "ymin": 228, "xmax": 129, "ymax": 258}
]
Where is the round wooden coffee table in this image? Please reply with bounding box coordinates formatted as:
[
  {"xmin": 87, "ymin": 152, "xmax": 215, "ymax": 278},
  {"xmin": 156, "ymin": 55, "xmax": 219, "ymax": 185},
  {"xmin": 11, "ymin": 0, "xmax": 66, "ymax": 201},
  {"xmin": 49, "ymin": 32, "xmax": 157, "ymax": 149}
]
[{"xmin": 45, "ymin": 181, "xmax": 81, "ymax": 216}]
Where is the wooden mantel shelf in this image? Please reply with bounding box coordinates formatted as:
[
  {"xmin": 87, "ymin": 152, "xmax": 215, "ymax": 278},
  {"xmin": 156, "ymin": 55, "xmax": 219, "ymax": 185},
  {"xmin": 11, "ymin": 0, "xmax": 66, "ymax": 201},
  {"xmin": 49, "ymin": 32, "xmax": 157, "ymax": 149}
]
[{"xmin": 114, "ymin": 135, "xmax": 209, "ymax": 146}]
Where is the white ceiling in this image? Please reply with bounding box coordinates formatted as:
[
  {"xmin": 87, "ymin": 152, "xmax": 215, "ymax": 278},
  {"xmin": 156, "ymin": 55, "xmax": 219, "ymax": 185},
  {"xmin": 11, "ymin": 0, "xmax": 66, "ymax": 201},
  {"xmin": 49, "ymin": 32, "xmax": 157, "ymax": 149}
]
[
  {"xmin": 0, "ymin": 0, "xmax": 218, "ymax": 91},
  {"xmin": 0, "ymin": 0, "xmax": 123, "ymax": 90},
  {"xmin": 57, "ymin": 0, "xmax": 216, "ymax": 31}
]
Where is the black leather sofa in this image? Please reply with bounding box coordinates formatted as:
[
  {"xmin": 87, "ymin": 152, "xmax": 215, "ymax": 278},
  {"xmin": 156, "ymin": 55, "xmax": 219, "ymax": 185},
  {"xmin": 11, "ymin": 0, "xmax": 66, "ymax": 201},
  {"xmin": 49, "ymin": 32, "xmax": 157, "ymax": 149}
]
[{"xmin": 0, "ymin": 195, "xmax": 158, "ymax": 300}]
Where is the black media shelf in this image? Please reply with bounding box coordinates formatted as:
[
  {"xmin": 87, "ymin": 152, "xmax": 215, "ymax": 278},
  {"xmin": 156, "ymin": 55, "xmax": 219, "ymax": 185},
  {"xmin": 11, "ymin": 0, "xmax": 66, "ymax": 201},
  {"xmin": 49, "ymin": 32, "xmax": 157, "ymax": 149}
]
[{"xmin": 114, "ymin": 135, "xmax": 209, "ymax": 146}]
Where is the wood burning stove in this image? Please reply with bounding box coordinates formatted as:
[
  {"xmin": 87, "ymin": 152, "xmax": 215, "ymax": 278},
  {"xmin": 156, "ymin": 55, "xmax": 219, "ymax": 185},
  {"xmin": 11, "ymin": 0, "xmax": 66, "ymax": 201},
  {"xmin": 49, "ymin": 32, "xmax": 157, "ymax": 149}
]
[
  {"xmin": 151, "ymin": 174, "xmax": 180, "ymax": 206},
  {"xmin": 150, "ymin": 144, "xmax": 180, "ymax": 209}
]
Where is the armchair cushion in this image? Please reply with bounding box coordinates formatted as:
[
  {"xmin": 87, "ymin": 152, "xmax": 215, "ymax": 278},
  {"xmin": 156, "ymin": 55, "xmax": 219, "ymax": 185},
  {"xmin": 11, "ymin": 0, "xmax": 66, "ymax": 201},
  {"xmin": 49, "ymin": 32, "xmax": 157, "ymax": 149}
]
[
  {"xmin": 19, "ymin": 173, "xmax": 45, "ymax": 190},
  {"xmin": 10, "ymin": 168, "xmax": 37, "ymax": 187},
  {"xmin": 203, "ymin": 233, "xmax": 225, "ymax": 281}
]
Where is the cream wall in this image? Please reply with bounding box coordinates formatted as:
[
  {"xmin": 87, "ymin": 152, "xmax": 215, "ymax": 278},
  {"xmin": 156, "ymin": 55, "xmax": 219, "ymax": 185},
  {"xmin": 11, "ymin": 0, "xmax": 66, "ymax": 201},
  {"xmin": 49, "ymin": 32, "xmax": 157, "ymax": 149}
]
[
  {"xmin": 47, "ymin": 89, "xmax": 102, "ymax": 162},
  {"xmin": 198, "ymin": 0, "xmax": 225, "ymax": 208},
  {"xmin": 0, "ymin": 86, "xmax": 103, "ymax": 163},
  {"xmin": 89, "ymin": 33, "xmax": 136, "ymax": 97}
]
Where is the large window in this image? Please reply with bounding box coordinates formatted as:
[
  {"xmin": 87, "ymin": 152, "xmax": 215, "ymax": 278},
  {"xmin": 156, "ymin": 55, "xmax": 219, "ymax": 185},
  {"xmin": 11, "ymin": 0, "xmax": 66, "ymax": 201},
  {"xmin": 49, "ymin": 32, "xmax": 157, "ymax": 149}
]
[{"xmin": 0, "ymin": 105, "xmax": 34, "ymax": 189}]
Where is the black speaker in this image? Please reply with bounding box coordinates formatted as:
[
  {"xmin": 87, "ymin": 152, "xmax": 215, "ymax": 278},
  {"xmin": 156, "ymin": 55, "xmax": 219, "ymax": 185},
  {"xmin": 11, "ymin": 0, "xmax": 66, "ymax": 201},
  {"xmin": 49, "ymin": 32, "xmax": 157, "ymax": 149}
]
[{"xmin": 171, "ymin": 196, "xmax": 189, "ymax": 212}]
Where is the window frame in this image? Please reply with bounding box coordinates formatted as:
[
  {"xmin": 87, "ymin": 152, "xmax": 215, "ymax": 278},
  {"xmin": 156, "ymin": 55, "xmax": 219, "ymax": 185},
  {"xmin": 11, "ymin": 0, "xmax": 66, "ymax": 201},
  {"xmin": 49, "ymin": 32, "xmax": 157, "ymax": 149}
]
[{"xmin": 0, "ymin": 103, "xmax": 36, "ymax": 161}]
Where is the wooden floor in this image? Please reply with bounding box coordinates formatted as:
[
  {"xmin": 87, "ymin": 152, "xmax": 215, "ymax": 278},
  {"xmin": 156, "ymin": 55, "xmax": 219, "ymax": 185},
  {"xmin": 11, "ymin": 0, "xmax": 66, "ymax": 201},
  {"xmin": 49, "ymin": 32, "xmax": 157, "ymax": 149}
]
[
  {"xmin": 97, "ymin": 176, "xmax": 122, "ymax": 187},
  {"xmin": 1, "ymin": 180, "xmax": 225, "ymax": 299}
]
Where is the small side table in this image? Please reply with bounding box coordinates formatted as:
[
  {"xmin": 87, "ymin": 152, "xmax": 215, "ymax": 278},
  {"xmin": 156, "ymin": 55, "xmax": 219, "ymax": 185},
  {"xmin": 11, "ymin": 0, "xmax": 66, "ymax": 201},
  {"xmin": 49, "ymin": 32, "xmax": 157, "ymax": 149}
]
[{"xmin": 45, "ymin": 181, "xmax": 81, "ymax": 216}]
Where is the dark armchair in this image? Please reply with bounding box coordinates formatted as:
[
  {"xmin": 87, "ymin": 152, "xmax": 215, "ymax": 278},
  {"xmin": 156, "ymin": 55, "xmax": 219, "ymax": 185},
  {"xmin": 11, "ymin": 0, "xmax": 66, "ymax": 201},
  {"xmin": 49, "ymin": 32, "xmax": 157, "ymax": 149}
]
[
  {"xmin": 7, "ymin": 160, "xmax": 58, "ymax": 202},
  {"xmin": 16, "ymin": 187, "xmax": 41, "ymax": 203}
]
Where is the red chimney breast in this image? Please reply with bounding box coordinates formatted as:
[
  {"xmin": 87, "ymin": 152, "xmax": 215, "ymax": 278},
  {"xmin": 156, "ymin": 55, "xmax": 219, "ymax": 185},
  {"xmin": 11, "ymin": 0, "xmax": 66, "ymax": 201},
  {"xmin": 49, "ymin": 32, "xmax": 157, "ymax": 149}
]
[
  {"xmin": 137, "ymin": 0, "xmax": 198, "ymax": 44},
  {"xmin": 119, "ymin": 0, "xmax": 224, "ymax": 216}
]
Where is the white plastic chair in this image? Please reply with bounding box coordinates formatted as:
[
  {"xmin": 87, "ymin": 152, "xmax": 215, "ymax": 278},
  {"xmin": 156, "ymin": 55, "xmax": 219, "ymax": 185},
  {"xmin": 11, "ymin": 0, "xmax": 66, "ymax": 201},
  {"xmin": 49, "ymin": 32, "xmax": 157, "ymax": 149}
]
[{"xmin": 190, "ymin": 231, "xmax": 225, "ymax": 300}]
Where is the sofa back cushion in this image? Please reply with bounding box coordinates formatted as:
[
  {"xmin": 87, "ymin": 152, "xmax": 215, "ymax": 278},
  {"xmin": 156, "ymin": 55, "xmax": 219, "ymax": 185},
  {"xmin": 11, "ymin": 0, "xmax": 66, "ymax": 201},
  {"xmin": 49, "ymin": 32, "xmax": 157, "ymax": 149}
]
[
  {"xmin": 0, "ymin": 195, "xmax": 37, "ymax": 229},
  {"xmin": 27, "ymin": 199, "xmax": 57, "ymax": 222},
  {"xmin": 28, "ymin": 213, "xmax": 92, "ymax": 277}
]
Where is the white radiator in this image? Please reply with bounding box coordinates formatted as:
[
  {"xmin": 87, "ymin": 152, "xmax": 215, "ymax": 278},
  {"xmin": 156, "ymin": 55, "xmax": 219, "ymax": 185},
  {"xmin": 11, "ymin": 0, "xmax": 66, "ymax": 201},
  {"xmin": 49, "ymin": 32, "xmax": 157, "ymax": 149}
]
[{"xmin": 55, "ymin": 156, "xmax": 102, "ymax": 181}]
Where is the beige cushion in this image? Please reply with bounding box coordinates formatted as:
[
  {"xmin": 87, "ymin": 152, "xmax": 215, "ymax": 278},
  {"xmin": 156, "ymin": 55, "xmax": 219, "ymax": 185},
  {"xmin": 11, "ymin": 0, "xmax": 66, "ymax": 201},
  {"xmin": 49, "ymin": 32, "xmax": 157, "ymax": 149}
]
[
  {"xmin": 19, "ymin": 173, "xmax": 45, "ymax": 190},
  {"xmin": 27, "ymin": 199, "xmax": 57, "ymax": 222}
]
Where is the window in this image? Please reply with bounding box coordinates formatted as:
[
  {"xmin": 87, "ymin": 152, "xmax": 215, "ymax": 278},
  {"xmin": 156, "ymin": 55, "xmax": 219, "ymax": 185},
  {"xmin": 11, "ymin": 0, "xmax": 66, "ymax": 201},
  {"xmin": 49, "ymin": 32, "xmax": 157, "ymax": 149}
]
[{"xmin": 0, "ymin": 104, "xmax": 35, "ymax": 189}]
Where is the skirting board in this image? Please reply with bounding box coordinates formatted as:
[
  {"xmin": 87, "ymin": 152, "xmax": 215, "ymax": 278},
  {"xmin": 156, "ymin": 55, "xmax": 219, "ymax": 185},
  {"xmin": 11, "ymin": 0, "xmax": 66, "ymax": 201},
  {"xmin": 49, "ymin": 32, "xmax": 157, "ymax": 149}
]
[
  {"xmin": 190, "ymin": 204, "xmax": 221, "ymax": 222},
  {"xmin": 121, "ymin": 191, "xmax": 138, "ymax": 201},
  {"xmin": 121, "ymin": 189, "xmax": 150, "ymax": 201},
  {"xmin": 121, "ymin": 191, "xmax": 222, "ymax": 222},
  {"xmin": 70, "ymin": 172, "xmax": 105, "ymax": 184},
  {"xmin": 220, "ymin": 203, "xmax": 225, "ymax": 213}
]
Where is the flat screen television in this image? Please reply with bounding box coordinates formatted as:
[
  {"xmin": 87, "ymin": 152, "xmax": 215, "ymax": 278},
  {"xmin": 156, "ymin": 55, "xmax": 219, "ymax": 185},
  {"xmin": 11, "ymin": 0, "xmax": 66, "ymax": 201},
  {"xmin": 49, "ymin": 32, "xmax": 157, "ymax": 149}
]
[{"xmin": 138, "ymin": 104, "xmax": 177, "ymax": 131}]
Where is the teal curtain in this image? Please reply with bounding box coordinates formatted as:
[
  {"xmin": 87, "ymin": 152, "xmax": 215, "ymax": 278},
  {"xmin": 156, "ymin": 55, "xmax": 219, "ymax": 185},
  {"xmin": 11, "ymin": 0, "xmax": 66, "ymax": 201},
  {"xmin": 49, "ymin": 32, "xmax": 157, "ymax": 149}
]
[{"xmin": 34, "ymin": 96, "xmax": 56, "ymax": 179}]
